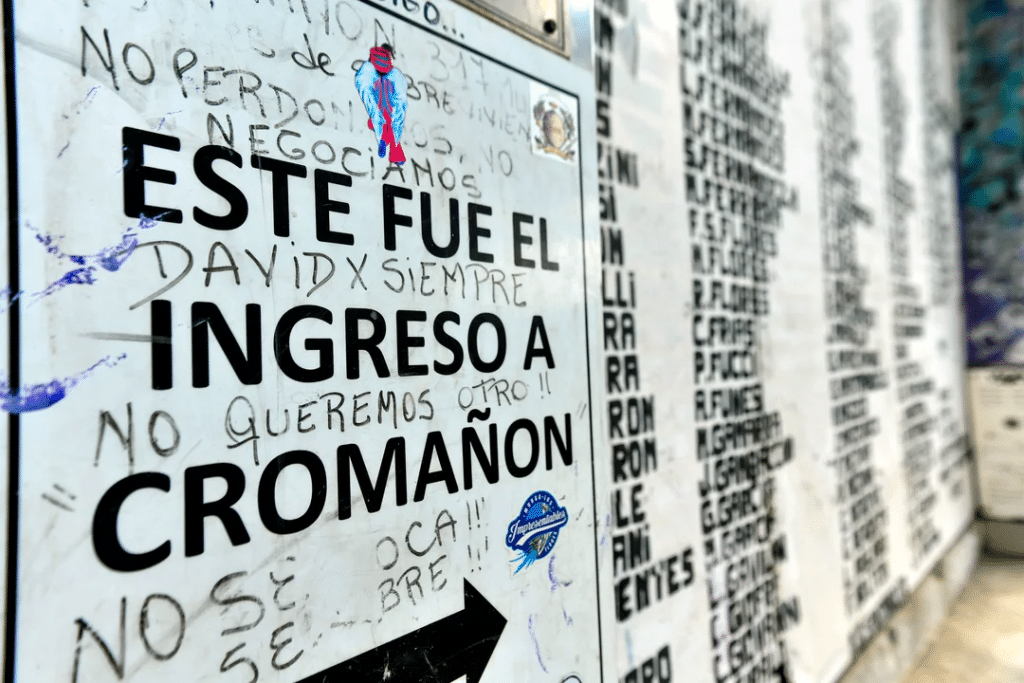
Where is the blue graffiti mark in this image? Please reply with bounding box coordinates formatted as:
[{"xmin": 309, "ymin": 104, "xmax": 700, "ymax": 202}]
[
  {"xmin": 154, "ymin": 112, "xmax": 182, "ymax": 131},
  {"xmin": 527, "ymin": 614, "xmax": 548, "ymax": 674},
  {"xmin": 0, "ymin": 353, "xmax": 127, "ymax": 414},
  {"xmin": 958, "ymin": 5, "xmax": 1024, "ymax": 365},
  {"xmin": 0, "ymin": 287, "xmax": 21, "ymax": 315},
  {"xmin": 82, "ymin": 86, "xmax": 100, "ymax": 105},
  {"xmin": 598, "ymin": 513, "xmax": 611, "ymax": 547},
  {"xmin": 547, "ymin": 555, "xmax": 572, "ymax": 592},
  {"xmin": 158, "ymin": 111, "xmax": 183, "ymax": 132},
  {"xmin": 23, "ymin": 216, "xmax": 161, "ymax": 307},
  {"xmin": 33, "ymin": 267, "xmax": 98, "ymax": 301},
  {"xmin": 56, "ymin": 87, "xmax": 102, "ymax": 159}
]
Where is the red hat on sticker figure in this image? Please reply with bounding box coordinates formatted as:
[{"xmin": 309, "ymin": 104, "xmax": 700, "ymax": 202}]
[{"xmin": 355, "ymin": 43, "xmax": 408, "ymax": 165}]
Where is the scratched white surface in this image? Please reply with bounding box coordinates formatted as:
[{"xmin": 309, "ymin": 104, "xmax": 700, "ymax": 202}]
[{"xmin": 8, "ymin": 1, "xmax": 606, "ymax": 681}]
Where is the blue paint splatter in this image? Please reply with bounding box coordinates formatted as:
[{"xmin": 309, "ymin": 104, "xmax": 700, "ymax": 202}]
[
  {"xmin": 0, "ymin": 353, "xmax": 126, "ymax": 414},
  {"xmin": 527, "ymin": 615, "xmax": 548, "ymax": 673},
  {"xmin": 0, "ymin": 287, "xmax": 21, "ymax": 315},
  {"xmin": 33, "ymin": 267, "xmax": 98, "ymax": 300},
  {"xmin": 24, "ymin": 216, "xmax": 160, "ymax": 306}
]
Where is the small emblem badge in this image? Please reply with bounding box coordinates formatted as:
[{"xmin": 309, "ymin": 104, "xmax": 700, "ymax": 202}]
[
  {"xmin": 506, "ymin": 490, "xmax": 568, "ymax": 573},
  {"xmin": 530, "ymin": 89, "xmax": 578, "ymax": 164}
]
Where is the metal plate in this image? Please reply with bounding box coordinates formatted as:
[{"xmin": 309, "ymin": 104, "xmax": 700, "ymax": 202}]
[{"xmin": 448, "ymin": 0, "xmax": 567, "ymax": 56}]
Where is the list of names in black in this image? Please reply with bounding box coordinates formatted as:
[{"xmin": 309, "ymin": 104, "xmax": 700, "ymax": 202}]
[
  {"xmin": 598, "ymin": 2, "xmax": 695, "ymax": 680},
  {"xmin": 874, "ymin": 0, "xmax": 940, "ymax": 568},
  {"xmin": 919, "ymin": 0, "xmax": 971, "ymax": 500},
  {"xmin": 919, "ymin": 0, "xmax": 957, "ymax": 307},
  {"xmin": 680, "ymin": 1, "xmax": 800, "ymax": 681},
  {"xmin": 817, "ymin": 0, "xmax": 893, "ymax": 624}
]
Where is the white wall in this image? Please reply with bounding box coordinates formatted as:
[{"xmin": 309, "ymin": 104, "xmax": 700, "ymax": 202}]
[
  {"xmin": 0, "ymin": 0, "xmax": 973, "ymax": 681},
  {"xmin": 597, "ymin": 0, "xmax": 973, "ymax": 681}
]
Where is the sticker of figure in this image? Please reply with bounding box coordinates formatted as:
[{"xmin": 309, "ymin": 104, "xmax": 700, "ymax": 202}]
[
  {"xmin": 354, "ymin": 43, "xmax": 408, "ymax": 165},
  {"xmin": 529, "ymin": 85, "xmax": 578, "ymax": 164},
  {"xmin": 506, "ymin": 491, "xmax": 569, "ymax": 574}
]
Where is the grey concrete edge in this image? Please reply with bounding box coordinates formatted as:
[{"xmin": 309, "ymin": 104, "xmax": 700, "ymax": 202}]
[
  {"xmin": 981, "ymin": 519, "xmax": 1024, "ymax": 556},
  {"xmin": 835, "ymin": 521, "xmax": 983, "ymax": 683}
]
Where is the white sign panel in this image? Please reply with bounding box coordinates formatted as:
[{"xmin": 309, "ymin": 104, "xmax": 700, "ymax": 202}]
[
  {"xmin": 968, "ymin": 367, "xmax": 1024, "ymax": 519},
  {"xmin": 594, "ymin": 0, "xmax": 974, "ymax": 682},
  {"xmin": 4, "ymin": 1, "xmax": 605, "ymax": 681},
  {"xmin": 592, "ymin": 0, "xmax": 704, "ymax": 681}
]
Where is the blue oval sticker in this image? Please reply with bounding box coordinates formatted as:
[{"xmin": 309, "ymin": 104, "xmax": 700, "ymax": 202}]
[{"xmin": 506, "ymin": 491, "xmax": 568, "ymax": 573}]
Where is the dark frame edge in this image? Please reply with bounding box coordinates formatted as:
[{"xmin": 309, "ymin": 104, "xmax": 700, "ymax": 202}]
[{"xmin": 3, "ymin": 0, "xmax": 19, "ymax": 680}]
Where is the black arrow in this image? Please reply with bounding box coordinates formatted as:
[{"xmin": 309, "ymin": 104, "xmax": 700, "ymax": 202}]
[{"xmin": 295, "ymin": 580, "xmax": 507, "ymax": 683}]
